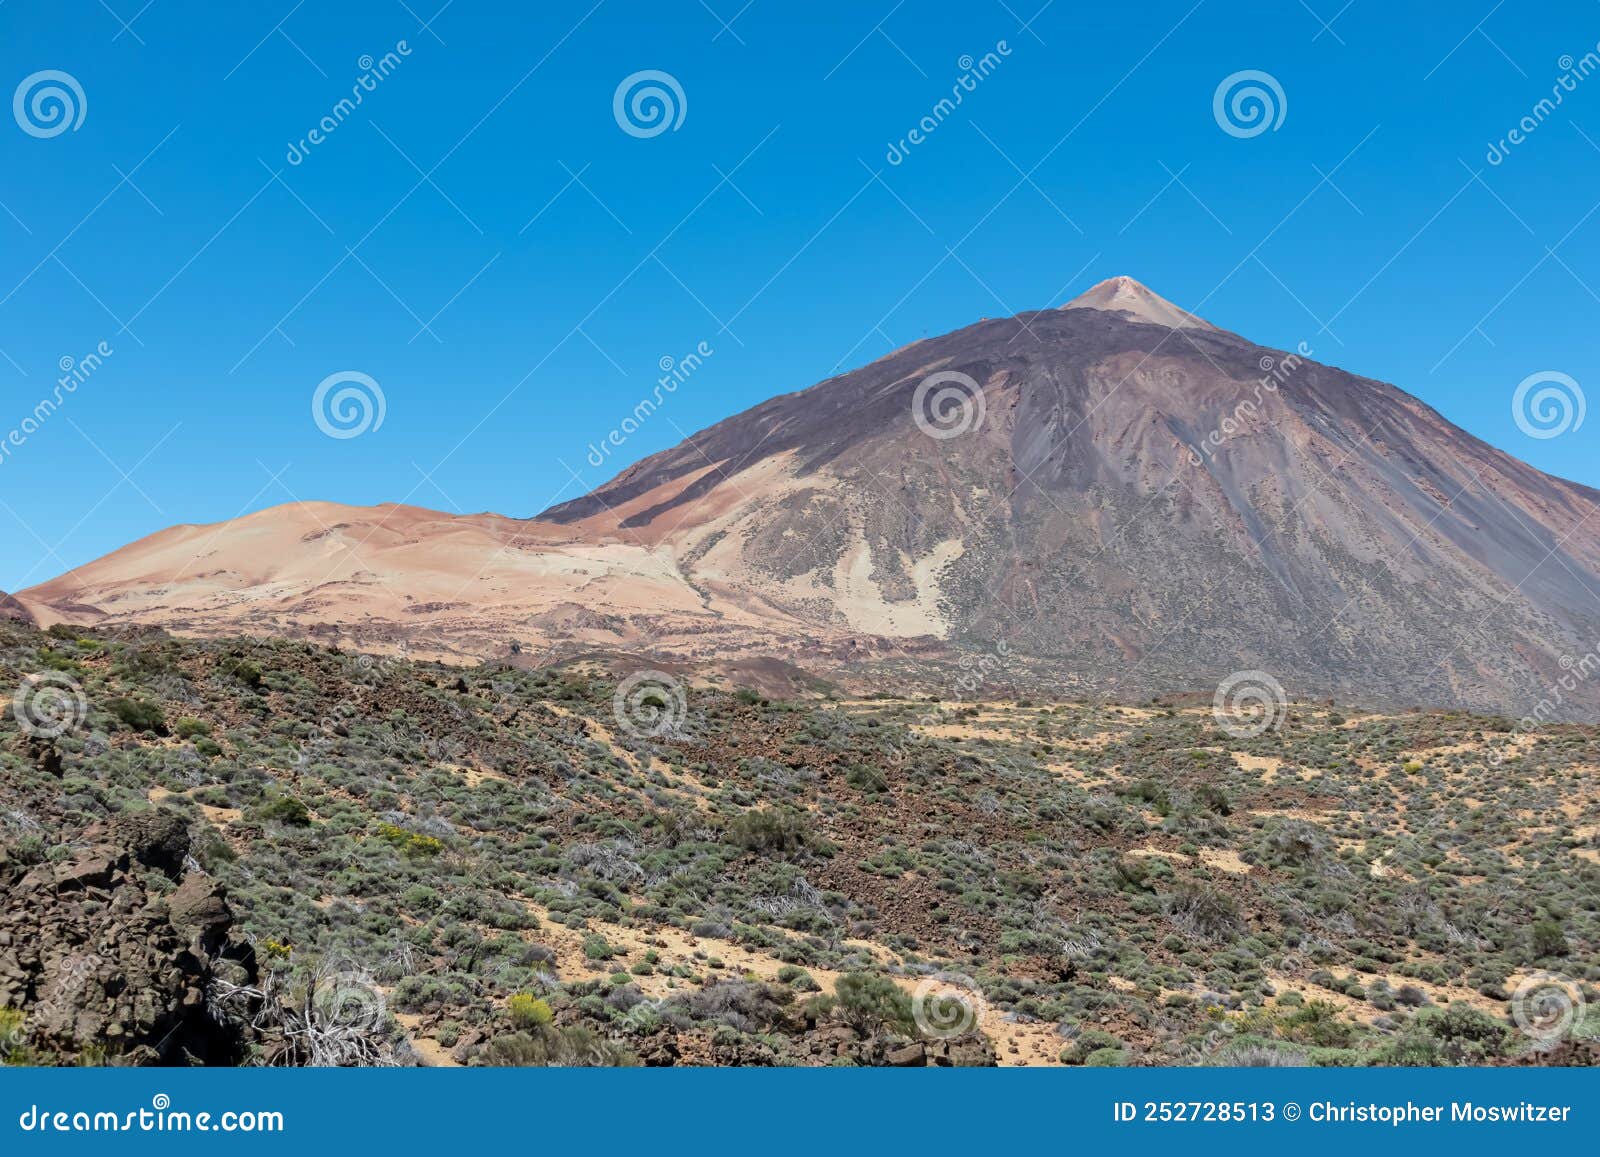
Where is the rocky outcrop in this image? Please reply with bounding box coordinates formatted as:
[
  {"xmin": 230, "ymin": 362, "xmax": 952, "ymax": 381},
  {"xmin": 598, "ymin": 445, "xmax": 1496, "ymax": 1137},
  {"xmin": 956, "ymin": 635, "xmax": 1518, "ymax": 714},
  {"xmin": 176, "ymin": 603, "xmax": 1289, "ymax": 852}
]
[{"xmin": 0, "ymin": 811, "xmax": 259, "ymax": 1065}]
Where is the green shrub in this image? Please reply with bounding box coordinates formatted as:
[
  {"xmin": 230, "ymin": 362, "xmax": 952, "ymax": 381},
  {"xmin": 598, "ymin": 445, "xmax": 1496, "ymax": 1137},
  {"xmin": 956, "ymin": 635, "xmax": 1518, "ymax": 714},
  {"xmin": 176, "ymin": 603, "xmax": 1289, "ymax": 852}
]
[
  {"xmin": 107, "ymin": 697, "xmax": 167, "ymax": 735},
  {"xmin": 482, "ymin": 1026, "xmax": 637, "ymax": 1066},
  {"xmin": 225, "ymin": 659, "xmax": 263, "ymax": 688},
  {"xmin": 0, "ymin": 1008, "xmax": 31, "ymax": 1065},
  {"xmin": 777, "ymin": 965, "xmax": 819, "ymax": 991},
  {"xmin": 255, "ymin": 796, "xmax": 312, "ymax": 827},
  {"xmin": 727, "ymin": 808, "xmax": 814, "ymax": 856},
  {"xmin": 1280, "ymin": 1000, "xmax": 1355, "ymax": 1048},
  {"xmin": 833, "ymin": 972, "xmax": 914, "ymax": 1036},
  {"xmin": 1531, "ymin": 919, "xmax": 1567, "ymax": 959},
  {"xmin": 506, "ymin": 993, "xmax": 553, "ymax": 1030},
  {"xmin": 376, "ymin": 822, "xmax": 443, "ymax": 857},
  {"xmin": 1084, "ymin": 1047, "xmax": 1127, "ymax": 1066},
  {"xmin": 1061, "ymin": 1029, "xmax": 1122, "ymax": 1064},
  {"xmin": 1412, "ymin": 1002, "xmax": 1509, "ymax": 1063},
  {"xmin": 844, "ymin": 764, "xmax": 888, "ymax": 793},
  {"xmin": 1163, "ymin": 882, "xmax": 1243, "ymax": 942}
]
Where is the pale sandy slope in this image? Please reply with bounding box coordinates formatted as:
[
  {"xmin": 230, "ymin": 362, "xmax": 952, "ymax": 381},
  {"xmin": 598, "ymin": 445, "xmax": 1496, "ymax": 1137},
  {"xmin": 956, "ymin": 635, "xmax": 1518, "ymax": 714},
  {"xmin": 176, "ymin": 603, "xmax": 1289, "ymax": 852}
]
[
  {"xmin": 16, "ymin": 454, "xmax": 951, "ymax": 666},
  {"xmin": 17, "ymin": 500, "xmax": 717, "ymax": 662}
]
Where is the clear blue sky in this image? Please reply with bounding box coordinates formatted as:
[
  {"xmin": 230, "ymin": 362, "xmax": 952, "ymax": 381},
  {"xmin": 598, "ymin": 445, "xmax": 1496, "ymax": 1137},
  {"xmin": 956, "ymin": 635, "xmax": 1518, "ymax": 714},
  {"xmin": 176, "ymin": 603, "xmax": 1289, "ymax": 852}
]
[{"xmin": 2, "ymin": 0, "xmax": 1598, "ymax": 591}]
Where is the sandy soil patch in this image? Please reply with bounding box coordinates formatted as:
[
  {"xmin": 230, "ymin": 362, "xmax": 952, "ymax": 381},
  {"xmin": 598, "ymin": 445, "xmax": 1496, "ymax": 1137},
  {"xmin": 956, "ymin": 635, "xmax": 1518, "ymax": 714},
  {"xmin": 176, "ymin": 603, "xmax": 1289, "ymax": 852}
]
[
  {"xmin": 1231, "ymin": 753, "xmax": 1283, "ymax": 780},
  {"xmin": 1128, "ymin": 847, "xmax": 1189, "ymax": 863},
  {"xmin": 1251, "ymin": 807, "xmax": 1332, "ymax": 823},
  {"xmin": 145, "ymin": 784, "xmax": 241, "ymax": 827},
  {"xmin": 1266, "ymin": 969, "xmax": 1500, "ymax": 1021},
  {"xmin": 394, "ymin": 1011, "xmax": 460, "ymax": 1067},
  {"xmin": 914, "ymin": 723, "xmax": 1030, "ymax": 744},
  {"xmin": 1199, "ymin": 848, "xmax": 1250, "ymax": 874}
]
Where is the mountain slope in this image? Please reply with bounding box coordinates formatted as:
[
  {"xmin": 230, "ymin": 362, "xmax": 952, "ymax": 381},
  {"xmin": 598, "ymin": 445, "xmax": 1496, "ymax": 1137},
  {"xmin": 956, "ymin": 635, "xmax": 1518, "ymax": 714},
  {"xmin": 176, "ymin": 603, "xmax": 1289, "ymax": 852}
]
[
  {"xmin": 20, "ymin": 279, "xmax": 1600, "ymax": 714},
  {"xmin": 541, "ymin": 278, "xmax": 1600, "ymax": 713}
]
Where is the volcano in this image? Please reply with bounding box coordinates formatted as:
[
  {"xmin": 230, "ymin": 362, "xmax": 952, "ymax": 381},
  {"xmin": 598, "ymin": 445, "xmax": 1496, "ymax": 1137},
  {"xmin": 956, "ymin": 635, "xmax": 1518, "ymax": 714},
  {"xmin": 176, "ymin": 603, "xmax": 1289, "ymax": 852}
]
[{"xmin": 19, "ymin": 278, "xmax": 1600, "ymax": 715}]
